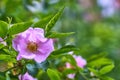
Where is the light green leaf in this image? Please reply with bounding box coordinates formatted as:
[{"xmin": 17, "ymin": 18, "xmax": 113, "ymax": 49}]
[
  {"xmin": 87, "ymin": 52, "xmax": 108, "ymax": 61},
  {"xmin": 0, "ymin": 54, "xmax": 16, "ymax": 62},
  {"xmin": 0, "ymin": 55, "xmax": 11, "ymax": 61},
  {"xmin": 45, "ymin": 6, "xmax": 65, "ymax": 33},
  {"xmin": 6, "ymin": 72, "xmax": 10, "ymax": 80},
  {"xmin": 0, "ymin": 21, "xmax": 8, "ymax": 38},
  {"xmin": 9, "ymin": 21, "xmax": 33, "ymax": 35},
  {"xmin": 100, "ymin": 64, "xmax": 114, "ymax": 75},
  {"xmin": 88, "ymin": 58, "xmax": 113, "ymax": 68},
  {"xmin": 47, "ymin": 69, "xmax": 60, "ymax": 80},
  {"xmin": 46, "ymin": 31, "xmax": 74, "ymax": 38}
]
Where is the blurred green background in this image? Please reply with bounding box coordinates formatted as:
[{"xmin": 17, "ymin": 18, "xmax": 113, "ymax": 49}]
[{"xmin": 0, "ymin": 0, "xmax": 120, "ymax": 79}]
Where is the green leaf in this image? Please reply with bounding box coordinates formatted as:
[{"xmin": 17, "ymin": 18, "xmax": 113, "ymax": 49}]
[
  {"xmin": 46, "ymin": 31, "xmax": 74, "ymax": 38},
  {"xmin": 65, "ymin": 54, "xmax": 77, "ymax": 66},
  {"xmin": 3, "ymin": 49, "xmax": 17, "ymax": 57},
  {"xmin": 5, "ymin": 72, "xmax": 10, "ymax": 80},
  {"xmin": 0, "ymin": 61, "xmax": 8, "ymax": 72},
  {"xmin": 0, "ymin": 44, "xmax": 4, "ymax": 49},
  {"xmin": 35, "ymin": 61, "xmax": 49, "ymax": 71},
  {"xmin": 0, "ymin": 21, "xmax": 8, "ymax": 38},
  {"xmin": 9, "ymin": 21, "xmax": 33, "ymax": 35},
  {"xmin": 47, "ymin": 69, "xmax": 60, "ymax": 80},
  {"xmin": 63, "ymin": 68, "xmax": 76, "ymax": 75},
  {"xmin": 45, "ymin": 6, "xmax": 65, "ymax": 33},
  {"xmin": 88, "ymin": 68, "xmax": 100, "ymax": 76},
  {"xmin": 0, "ymin": 54, "xmax": 16, "ymax": 62},
  {"xmin": 26, "ymin": 64, "xmax": 38, "ymax": 76},
  {"xmin": 0, "ymin": 55, "xmax": 11, "ymax": 61},
  {"xmin": 51, "ymin": 45, "xmax": 80, "ymax": 55},
  {"xmin": 88, "ymin": 58, "xmax": 113, "ymax": 68},
  {"xmin": 7, "ymin": 17, "xmax": 12, "ymax": 25},
  {"xmin": 0, "ymin": 74, "xmax": 5, "ymax": 80},
  {"xmin": 99, "ymin": 64, "xmax": 114, "ymax": 75},
  {"xmin": 87, "ymin": 52, "xmax": 108, "ymax": 62},
  {"xmin": 101, "ymin": 76, "xmax": 115, "ymax": 80},
  {"xmin": 33, "ymin": 16, "xmax": 52, "ymax": 29}
]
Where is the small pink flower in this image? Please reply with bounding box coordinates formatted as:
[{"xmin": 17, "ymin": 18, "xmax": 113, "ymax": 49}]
[
  {"xmin": 12, "ymin": 27, "xmax": 54, "ymax": 63},
  {"xmin": 0, "ymin": 37, "xmax": 6, "ymax": 46},
  {"xmin": 66, "ymin": 54, "xmax": 87, "ymax": 79},
  {"xmin": 73, "ymin": 55, "xmax": 87, "ymax": 68},
  {"xmin": 19, "ymin": 72, "xmax": 37, "ymax": 80},
  {"xmin": 67, "ymin": 74, "xmax": 75, "ymax": 79}
]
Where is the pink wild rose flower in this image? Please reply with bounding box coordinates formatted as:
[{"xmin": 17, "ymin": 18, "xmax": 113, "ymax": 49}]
[
  {"xmin": 12, "ymin": 27, "xmax": 54, "ymax": 63},
  {"xmin": 19, "ymin": 72, "xmax": 37, "ymax": 80},
  {"xmin": 66, "ymin": 55, "xmax": 87, "ymax": 79}
]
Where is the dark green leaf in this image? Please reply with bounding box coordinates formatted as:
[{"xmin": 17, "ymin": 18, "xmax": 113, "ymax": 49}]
[
  {"xmin": 9, "ymin": 21, "xmax": 33, "ymax": 35},
  {"xmin": 26, "ymin": 64, "xmax": 38, "ymax": 76},
  {"xmin": 35, "ymin": 61, "xmax": 49, "ymax": 71},
  {"xmin": 101, "ymin": 76, "xmax": 114, "ymax": 80},
  {"xmin": 0, "ymin": 44, "xmax": 4, "ymax": 49},
  {"xmin": 63, "ymin": 68, "xmax": 76, "ymax": 75},
  {"xmin": 45, "ymin": 6, "xmax": 65, "ymax": 33},
  {"xmin": 46, "ymin": 31, "xmax": 74, "ymax": 38},
  {"xmin": 0, "ymin": 61, "xmax": 8, "ymax": 72},
  {"xmin": 88, "ymin": 68, "xmax": 100, "ymax": 76},
  {"xmin": 33, "ymin": 16, "xmax": 52, "ymax": 29},
  {"xmin": 47, "ymin": 69, "xmax": 60, "ymax": 80},
  {"xmin": 51, "ymin": 45, "xmax": 80, "ymax": 55},
  {"xmin": 0, "ymin": 74, "xmax": 5, "ymax": 80},
  {"xmin": 0, "ymin": 21, "xmax": 8, "ymax": 38}
]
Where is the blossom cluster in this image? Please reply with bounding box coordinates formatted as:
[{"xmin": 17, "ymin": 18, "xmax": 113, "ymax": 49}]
[
  {"xmin": 66, "ymin": 52, "xmax": 87, "ymax": 79},
  {"xmin": 0, "ymin": 27, "xmax": 87, "ymax": 80},
  {"xmin": 12, "ymin": 27, "xmax": 54, "ymax": 79}
]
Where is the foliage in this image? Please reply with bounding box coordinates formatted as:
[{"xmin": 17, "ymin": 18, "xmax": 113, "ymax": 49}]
[{"xmin": 0, "ymin": 0, "xmax": 118, "ymax": 80}]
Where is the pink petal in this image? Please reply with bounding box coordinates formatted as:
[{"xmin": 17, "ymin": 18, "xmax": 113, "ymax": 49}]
[
  {"xmin": 17, "ymin": 53, "xmax": 22, "ymax": 60},
  {"xmin": 19, "ymin": 72, "xmax": 37, "ymax": 80},
  {"xmin": 38, "ymin": 39, "xmax": 54, "ymax": 54},
  {"xmin": 67, "ymin": 74, "xmax": 75, "ymax": 79},
  {"xmin": 21, "ymin": 52, "xmax": 36, "ymax": 59},
  {"xmin": 66, "ymin": 62, "xmax": 71, "ymax": 68},
  {"xmin": 34, "ymin": 53, "xmax": 47, "ymax": 63},
  {"xmin": 74, "ymin": 55, "xmax": 87, "ymax": 68}
]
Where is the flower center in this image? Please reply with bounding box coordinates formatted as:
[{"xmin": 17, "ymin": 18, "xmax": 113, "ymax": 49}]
[{"xmin": 27, "ymin": 42, "xmax": 38, "ymax": 52}]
